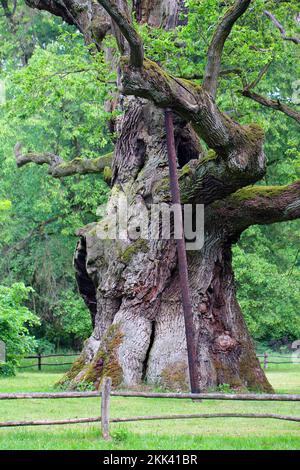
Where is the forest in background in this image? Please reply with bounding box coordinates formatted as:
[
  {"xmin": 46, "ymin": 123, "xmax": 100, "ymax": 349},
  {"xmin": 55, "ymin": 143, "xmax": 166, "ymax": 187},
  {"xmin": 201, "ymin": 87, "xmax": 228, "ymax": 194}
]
[{"xmin": 0, "ymin": 0, "xmax": 299, "ymax": 370}]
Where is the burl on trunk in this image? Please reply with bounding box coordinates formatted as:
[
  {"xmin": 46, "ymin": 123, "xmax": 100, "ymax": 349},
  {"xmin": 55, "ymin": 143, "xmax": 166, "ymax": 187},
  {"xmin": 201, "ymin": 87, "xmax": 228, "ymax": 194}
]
[{"xmin": 19, "ymin": 0, "xmax": 300, "ymax": 392}]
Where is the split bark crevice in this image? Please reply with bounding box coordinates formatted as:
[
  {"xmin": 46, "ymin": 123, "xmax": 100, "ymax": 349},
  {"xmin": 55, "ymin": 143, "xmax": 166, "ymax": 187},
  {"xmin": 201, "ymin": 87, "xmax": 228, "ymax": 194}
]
[{"xmin": 74, "ymin": 237, "xmax": 98, "ymax": 328}]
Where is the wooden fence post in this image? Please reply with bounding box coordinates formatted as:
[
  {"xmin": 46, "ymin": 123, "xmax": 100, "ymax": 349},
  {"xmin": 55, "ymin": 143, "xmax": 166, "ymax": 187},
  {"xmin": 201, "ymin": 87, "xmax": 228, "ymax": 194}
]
[
  {"xmin": 264, "ymin": 352, "xmax": 268, "ymax": 370},
  {"xmin": 101, "ymin": 377, "xmax": 112, "ymax": 440},
  {"xmin": 38, "ymin": 354, "xmax": 42, "ymax": 371}
]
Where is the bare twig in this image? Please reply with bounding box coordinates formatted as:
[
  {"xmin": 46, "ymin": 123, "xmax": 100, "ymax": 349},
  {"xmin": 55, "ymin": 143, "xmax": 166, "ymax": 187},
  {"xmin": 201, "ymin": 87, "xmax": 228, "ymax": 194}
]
[
  {"xmin": 244, "ymin": 60, "xmax": 273, "ymax": 91},
  {"xmin": 241, "ymin": 59, "xmax": 300, "ymax": 125}
]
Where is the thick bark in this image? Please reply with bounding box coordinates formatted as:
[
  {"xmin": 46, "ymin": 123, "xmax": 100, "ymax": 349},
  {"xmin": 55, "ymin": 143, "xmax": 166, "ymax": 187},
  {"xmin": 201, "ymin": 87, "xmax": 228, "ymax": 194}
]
[
  {"xmin": 25, "ymin": 0, "xmax": 111, "ymax": 47},
  {"xmin": 61, "ymin": 100, "xmax": 272, "ymax": 393}
]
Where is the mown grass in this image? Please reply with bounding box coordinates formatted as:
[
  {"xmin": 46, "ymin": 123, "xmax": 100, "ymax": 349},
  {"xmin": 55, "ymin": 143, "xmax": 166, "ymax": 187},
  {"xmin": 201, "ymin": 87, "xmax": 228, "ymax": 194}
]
[{"xmin": 0, "ymin": 360, "xmax": 299, "ymax": 450}]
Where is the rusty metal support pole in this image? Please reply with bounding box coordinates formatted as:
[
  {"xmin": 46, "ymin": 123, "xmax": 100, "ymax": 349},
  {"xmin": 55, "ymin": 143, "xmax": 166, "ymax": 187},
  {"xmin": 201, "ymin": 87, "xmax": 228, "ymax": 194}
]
[{"xmin": 164, "ymin": 108, "xmax": 200, "ymax": 394}]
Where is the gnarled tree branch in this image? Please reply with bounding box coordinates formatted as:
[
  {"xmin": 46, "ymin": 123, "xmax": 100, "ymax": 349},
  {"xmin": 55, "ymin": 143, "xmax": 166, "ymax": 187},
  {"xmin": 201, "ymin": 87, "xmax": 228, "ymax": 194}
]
[
  {"xmin": 97, "ymin": 0, "xmax": 144, "ymax": 66},
  {"xmin": 121, "ymin": 58, "xmax": 265, "ymax": 166},
  {"xmin": 25, "ymin": 0, "xmax": 111, "ymax": 48},
  {"xmin": 242, "ymin": 89, "xmax": 300, "ymax": 125},
  {"xmin": 14, "ymin": 143, "xmax": 113, "ymax": 179},
  {"xmin": 203, "ymin": 0, "xmax": 251, "ymax": 99},
  {"xmin": 241, "ymin": 59, "xmax": 300, "ymax": 125},
  {"xmin": 213, "ymin": 181, "xmax": 300, "ymax": 231},
  {"xmin": 155, "ymin": 143, "xmax": 266, "ymax": 206},
  {"xmin": 264, "ymin": 10, "xmax": 300, "ymax": 45}
]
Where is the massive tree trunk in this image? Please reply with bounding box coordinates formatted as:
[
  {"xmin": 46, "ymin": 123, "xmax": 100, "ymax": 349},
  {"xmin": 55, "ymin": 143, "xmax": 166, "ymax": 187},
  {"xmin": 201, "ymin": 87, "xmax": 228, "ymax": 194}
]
[
  {"xmin": 64, "ymin": 98, "xmax": 271, "ymax": 392},
  {"xmin": 20, "ymin": 0, "xmax": 300, "ymax": 392}
]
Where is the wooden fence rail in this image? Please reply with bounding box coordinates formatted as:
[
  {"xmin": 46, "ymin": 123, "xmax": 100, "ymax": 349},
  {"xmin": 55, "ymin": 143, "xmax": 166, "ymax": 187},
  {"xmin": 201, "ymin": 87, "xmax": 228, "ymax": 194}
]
[
  {"xmin": 25, "ymin": 354, "xmax": 81, "ymax": 358},
  {"xmin": 17, "ymin": 352, "xmax": 300, "ymax": 371},
  {"xmin": 257, "ymin": 352, "xmax": 300, "ymax": 369},
  {"xmin": 0, "ymin": 378, "xmax": 300, "ymax": 439},
  {"xmin": 19, "ymin": 353, "xmax": 80, "ymax": 371},
  {"xmin": 1, "ymin": 391, "xmax": 300, "ymax": 401},
  {"xmin": 111, "ymin": 391, "xmax": 300, "ymax": 401},
  {"xmin": 257, "ymin": 354, "xmax": 297, "ymax": 358},
  {"xmin": 1, "ymin": 413, "xmax": 299, "ymax": 430}
]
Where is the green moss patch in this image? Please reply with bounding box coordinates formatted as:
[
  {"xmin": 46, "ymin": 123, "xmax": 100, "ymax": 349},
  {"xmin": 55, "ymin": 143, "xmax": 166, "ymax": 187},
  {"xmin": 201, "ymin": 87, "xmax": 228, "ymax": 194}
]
[
  {"xmin": 120, "ymin": 239, "xmax": 149, "ymax": 264},
  {"xmin": 230, "ymin": 185, "xmax": 289, "ymax": 202},
  {"xmin": 56, "ymin": 356, "xmax": 86, "ymax": 387},
  {"xmin": 83, "ymin": 324, "xmax": 124, "ymax": 389}
]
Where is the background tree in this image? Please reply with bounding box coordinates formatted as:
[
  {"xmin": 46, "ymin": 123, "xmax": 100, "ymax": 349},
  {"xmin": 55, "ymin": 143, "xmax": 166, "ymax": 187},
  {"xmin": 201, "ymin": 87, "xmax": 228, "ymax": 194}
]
[
  {"xmin": 0, "ymin": 282, "xmax": 39, "ymax": 375},
  {"xmin": 0, "ymin": 3, "xmax": 111, "ymax": 350},
  {"xmin": 1, "ymin": 0, "xmax": 299, "ymax": 391}
]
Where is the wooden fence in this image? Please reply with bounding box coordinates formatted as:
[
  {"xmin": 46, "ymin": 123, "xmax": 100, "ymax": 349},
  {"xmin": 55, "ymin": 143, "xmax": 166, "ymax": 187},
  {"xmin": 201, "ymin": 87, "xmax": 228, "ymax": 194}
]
[
  {"xmin": 0, "ymin": 378, "xmax": 299, "ymax": 440},
  {"xmin": 19, "ymin": 352, "xmax": 300, "ymax": 371},
  {"xmin": 257, "ymin": 353, "xmax": 300, "ymax": 369},
  {"xmin": 19, "ymin": 353, "xmax": 80, "ymax": 371}
]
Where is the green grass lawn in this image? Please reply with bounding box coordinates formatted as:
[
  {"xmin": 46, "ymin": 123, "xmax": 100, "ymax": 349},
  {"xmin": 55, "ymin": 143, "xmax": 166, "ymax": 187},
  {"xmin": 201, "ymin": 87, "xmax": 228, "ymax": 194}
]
[{"xmin": 0, "ymin": 361, "xmax": 299, "ymax": 450}]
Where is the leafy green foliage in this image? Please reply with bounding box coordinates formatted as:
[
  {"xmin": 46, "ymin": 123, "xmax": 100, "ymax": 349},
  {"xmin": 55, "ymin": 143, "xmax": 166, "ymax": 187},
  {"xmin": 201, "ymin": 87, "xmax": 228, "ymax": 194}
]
[
  {"xmin": 0, "ymin": 283, "xmax": 40, "ymax": 375},
  {"xmin": 0, "ymin": 5, "xmax": 111, "ymax": 350},
  {"xmin": 0, "ymin": 199, "xmax": 11, "ymax": 224},
  {"xmin": 45, "ymin": 290, "xmax": 92, "ymax": 349},
  {"xmin": 8, "ymin": 29, "xmax": 115, "ymax": 158},
  {"xmin": 233, "ymin": 223, "xmax": 300, "ymax": 342}
]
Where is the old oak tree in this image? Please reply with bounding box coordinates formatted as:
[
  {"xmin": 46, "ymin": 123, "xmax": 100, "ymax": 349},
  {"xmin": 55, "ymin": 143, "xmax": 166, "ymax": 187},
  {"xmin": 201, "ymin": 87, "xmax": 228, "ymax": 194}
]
[{"xmin": 15, "ymin": 0, "xmax": 300, "ymax": 392}]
